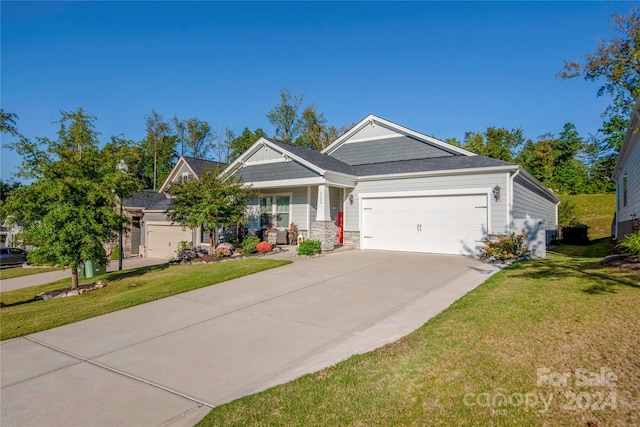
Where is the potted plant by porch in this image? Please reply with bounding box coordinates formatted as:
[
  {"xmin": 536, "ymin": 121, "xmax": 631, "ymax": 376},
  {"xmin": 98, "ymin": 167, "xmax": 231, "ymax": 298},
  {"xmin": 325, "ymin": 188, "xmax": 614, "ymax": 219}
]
[
  {"xmin": 265, "ymin": 227, "xmax": 278, "ymax": 245},
  {"xmin": 288, "ymin": 223, "xmax": 298, "ymax": 245}
]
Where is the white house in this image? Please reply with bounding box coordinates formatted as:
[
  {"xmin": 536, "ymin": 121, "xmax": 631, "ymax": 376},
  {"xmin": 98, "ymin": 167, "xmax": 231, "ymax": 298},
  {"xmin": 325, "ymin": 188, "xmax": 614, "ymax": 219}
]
[
  {"xmin": 613, "ymin": 97, "xmax": 640, "ymax": 241},
  {"xmin": 222, "ymin": 114, "xmax": 559, "ymax": 256}
]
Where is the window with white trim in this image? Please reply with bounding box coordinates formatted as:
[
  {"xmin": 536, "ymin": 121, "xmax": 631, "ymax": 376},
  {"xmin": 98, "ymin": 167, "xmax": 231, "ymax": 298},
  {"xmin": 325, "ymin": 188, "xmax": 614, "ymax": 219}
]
[{"xmin": 259, "ymin": 196, "xmax": 290, "ymax": 228}]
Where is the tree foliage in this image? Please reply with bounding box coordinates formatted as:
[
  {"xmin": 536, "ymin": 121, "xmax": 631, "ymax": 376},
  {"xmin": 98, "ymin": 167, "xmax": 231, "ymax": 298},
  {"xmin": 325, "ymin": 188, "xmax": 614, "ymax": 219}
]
[
  {"xmin": 140, "ymin": 110, "xmax": 177, "ymax": 190},
  {"xmin": 559, "ymin": 7, "xmax": 640, "ymax": 188},
  {"xmin": 462, "ymin": 127, "xmax": 524, "ymax": 162},
  {"xmin": 228, "ymin": 127, "xmax": 266, "ymax": 162},
  {"xmin": 266, "ymin": 88, "xmax": 304, "ymax": 143},
  {"xmin": 166, "ymin": 169, "xmax": 257, "ymax": 249},
  {"xmin": 3, "ymin": 109, "xmax": 139, "ymax": 289},
  {"xmin": 558, "ymin": 7, "xmax": 640, "ymax": 116},
  {"xmin": 0, "ymin": 109, "xmax": 21, "ymax": 137},
  {"xmin": 294, "ymin": 105, "xmax": 350, "ymax": 151},
  {"xmin": 173, "ymin": 116, "xmax": 214, "ymax": 159}
]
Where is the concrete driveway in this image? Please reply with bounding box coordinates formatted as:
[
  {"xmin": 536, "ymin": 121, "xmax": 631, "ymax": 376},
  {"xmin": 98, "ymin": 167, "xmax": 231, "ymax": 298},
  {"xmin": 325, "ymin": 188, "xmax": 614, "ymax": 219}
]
[{"xmin": 1, "ymin": 250, "xmax": 499, "ymax": 426}]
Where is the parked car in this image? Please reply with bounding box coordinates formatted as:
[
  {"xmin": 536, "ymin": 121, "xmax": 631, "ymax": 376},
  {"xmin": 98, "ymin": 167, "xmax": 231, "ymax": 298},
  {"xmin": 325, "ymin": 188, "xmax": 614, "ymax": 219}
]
[{"xmin": 0, "ymin": 247, "xmax": 28, "ymax": 268}]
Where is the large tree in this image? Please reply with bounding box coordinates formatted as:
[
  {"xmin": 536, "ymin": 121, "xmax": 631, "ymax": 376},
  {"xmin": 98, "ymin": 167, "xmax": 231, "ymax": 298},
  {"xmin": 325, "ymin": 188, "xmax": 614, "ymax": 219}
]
[
  {"xmin": 559, "ymin": 7, "xmax": 640, "ymax": 188},
  {"xmin": 4, "ymin": 109, "xmax": 138, "ymax": 289},
  {"xmin": 462, "ymin": 127, "xmax": 524, "ymax": 162},
  {"xmin": 166, "ymin": 169, "xmax": 257, "ymax": 250},
  {"xmin": 140, "ymin": 110, "xmax": 177, "ymax": 190},
  {"xmin": 266, "ymin": 88, "xmax": 304, "ymax": 143},
  {"xmin": 294, "ymin": 105, "xmax": 349, "ymax": 151},
  {"xmin": 173, "ymin": 116, "xmax": 213, "ymax": 159},
  {"xmin": 516, "ymin": 135, "xmax": 555, "ymax": 189}
]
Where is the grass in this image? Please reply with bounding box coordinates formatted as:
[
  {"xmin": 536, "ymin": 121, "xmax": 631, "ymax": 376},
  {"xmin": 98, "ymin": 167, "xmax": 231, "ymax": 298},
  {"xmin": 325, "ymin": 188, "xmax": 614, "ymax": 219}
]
[
  {"xmin": 561, "ymin": 193, "xmax": 616, "ymax": 240},
  {"xmin": 0, "ymin": 258, "xmax": 291, "ymax": 340},
  {"xmin": 198, "ymin": 251, "xmax": 640, "ymax": 426},
  {"xmin": 0, "ymin": 266, "xmax": 61, "ymax": 280},
  {"xmin": 551, "ymin": 237, "xmax": 618, "ymax": 258}
]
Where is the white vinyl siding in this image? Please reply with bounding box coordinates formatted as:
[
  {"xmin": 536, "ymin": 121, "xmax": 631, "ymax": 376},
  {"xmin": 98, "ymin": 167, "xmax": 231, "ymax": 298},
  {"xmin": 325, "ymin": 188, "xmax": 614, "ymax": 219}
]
[
  {"xmin": 616, "ymin": 144, "xmax": 640, "ymax": 225},
  {"xmin": 352, "ymin": 172, "xmax": 509, "ymax": 234},
  {"xmin": 246, "ymin": 145, "xmax": 283, "ymax": 163},
  {"xmin": 512, "ymin": 177, "xmax": 557, "ymax": 233}
]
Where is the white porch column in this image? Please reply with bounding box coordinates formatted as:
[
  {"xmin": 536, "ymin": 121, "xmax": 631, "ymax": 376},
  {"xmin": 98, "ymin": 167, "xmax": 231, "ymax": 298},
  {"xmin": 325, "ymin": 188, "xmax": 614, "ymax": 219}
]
[{"xmin": 316, "ymin": 184, "xmax": 331, "ymax": 221}]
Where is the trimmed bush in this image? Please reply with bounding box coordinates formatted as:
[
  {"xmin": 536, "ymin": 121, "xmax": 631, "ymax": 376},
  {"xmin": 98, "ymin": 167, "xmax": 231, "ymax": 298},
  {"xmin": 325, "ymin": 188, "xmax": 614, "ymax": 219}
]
[
  {"xmin": 215, "ymin": 242, "xmax": 235, "ymax": 257},
  {"xmin": 256, "ymin": 241, "xmax": 273, "ymax": 253},
  {"xmin": 297, "ymin": 239, "xmax": 321, "ymax": 256},
  {"xmin": 618, "ymin": 231, "xmax": 640, "ymax": 256},
  {"xmin": 480, "ymin": 232, "xmax": 529, "ymax": 262},
  {"xmin": 562, "ymin": 224, "xmax": 589, "ymax": 245},
  {"xmin": 241, "ymin": 236, "xmax": 260, "ymax": 255}
]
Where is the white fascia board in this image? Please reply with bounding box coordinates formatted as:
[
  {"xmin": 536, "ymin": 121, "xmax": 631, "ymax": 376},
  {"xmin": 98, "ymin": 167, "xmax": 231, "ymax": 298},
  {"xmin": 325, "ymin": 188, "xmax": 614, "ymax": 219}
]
[
  {"xmin": 158, "ymin": 157, "xmax": 186, "ymax": 193},
  {"xmin": 322, "ymin": 114, "xmax": 377, "ymax": 154},
  {"xmin": 243, "ymin": 177, "xmax": 326, "ymax": 189},
  {"xmin": 262, "ymin": 140, "xmax": 326, "ymax": 175},
  {"xmin": 220, "ymin": 138, "xmax": 271, "ymax": 178},
  {"xmin": 322, "ymin": 114, "xmax": 475, "ymax": 157},
  {"xmin": 222, "ymin": 137, "xmax": 327, "ymax": 178},
  {"xmin": 357, "ymin": 165, "xmax": 518, "ymax": 182},
  {"xmin": 613, "ymin": 98, "xmax": 640, "ymax": 180}
]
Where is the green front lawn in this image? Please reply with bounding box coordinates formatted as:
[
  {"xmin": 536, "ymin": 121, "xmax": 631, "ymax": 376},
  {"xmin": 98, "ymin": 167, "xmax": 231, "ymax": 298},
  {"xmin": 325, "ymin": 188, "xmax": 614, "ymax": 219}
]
[
  {"xmin": 0, "ymin": 258, "xmax": 291, "ymax": 340},
  {"xmin": 199, "ymin": 254, "xmax": 640, "ymax": 426}
]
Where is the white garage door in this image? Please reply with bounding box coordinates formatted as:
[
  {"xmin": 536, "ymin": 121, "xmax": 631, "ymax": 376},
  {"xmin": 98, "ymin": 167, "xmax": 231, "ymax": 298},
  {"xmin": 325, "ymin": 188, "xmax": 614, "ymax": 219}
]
[
  {"xmin": 361, "ymin": 194, "xmax": 488, "ymax": 255},
  {"xmin": 147, "ymin": 224, "xmax": 193, "ymax": 259}
]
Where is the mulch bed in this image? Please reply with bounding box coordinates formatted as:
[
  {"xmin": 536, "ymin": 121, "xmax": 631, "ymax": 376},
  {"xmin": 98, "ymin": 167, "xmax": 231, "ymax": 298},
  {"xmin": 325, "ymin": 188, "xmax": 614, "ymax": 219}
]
[{"xmin": 600, "ymin": 254, "xmax": 640, "ymax": 270}]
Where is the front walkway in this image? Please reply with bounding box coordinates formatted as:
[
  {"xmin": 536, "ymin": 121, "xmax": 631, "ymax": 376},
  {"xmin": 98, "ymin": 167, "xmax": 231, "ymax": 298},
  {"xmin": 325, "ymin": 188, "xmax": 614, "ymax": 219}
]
[{"xmin": 1, "ymin": 250, "xmax": 499, "ymax": 426}]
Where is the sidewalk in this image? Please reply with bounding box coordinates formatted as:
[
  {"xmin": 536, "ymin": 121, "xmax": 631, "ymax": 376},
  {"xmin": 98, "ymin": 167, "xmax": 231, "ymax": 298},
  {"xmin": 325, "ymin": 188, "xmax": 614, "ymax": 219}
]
[{"xmin": 0, "ymin": 258, "xmax": 169, "ymax": 292}]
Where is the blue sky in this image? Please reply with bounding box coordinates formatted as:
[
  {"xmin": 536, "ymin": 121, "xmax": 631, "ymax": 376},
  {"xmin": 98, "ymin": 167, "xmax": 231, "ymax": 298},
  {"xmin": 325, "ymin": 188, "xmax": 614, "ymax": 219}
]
[{"xmin": 1, "ymin": 1, "xmax": 631, "ymax": 181}]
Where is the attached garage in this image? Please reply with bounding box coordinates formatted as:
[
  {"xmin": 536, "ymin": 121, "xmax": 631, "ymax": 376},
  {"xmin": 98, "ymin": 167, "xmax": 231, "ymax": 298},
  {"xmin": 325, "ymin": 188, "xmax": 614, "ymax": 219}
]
[
  {"xmin": 146, "ymin": 223, "xmax": 192, "ymax": 259},
  {"xmin": 360, "ymin": 193, "xmax": 488, "ymax": 255}
]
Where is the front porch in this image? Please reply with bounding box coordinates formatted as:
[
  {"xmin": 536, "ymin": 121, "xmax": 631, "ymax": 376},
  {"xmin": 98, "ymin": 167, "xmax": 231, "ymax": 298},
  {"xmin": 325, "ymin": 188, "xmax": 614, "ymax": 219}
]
[{"xmin": 248, "ymin": 184, "xmax": 357, "ymax": 251}]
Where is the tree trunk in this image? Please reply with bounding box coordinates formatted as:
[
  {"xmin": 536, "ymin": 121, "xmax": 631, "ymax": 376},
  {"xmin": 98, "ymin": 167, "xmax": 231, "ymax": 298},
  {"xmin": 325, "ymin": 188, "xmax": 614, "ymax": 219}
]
[
  {"xmin": 71, "ymin": 268, "xmax": 79, "ymax": 290},
  {"xmin": 209, "ymin": 231, "xmax": 214, "ymax": 254}
]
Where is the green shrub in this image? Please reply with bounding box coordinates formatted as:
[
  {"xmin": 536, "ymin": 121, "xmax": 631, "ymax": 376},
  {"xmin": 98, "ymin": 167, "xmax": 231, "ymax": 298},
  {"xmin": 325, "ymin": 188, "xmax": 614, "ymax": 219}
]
[
  {"xmin": 618, "ymin": 231, "xmax": 640, "ymax": 256},
  {"xmin": 297, "ymin": 239, "xmax": 321, "ymax": 256},
  {"xmin": 241, "ymin": 236, "xmax": 260, "ymax": 255},
  {"xmin": 480, "ymin": 232, "xmax": 530, "ymax": 262},
  {"xmin": 562, "ymin": 224, "xmax": 589, "ymax": 245}
]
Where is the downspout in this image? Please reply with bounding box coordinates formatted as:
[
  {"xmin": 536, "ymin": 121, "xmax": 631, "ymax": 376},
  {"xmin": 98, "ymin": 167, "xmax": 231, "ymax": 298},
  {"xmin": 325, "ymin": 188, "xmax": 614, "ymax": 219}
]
[{"xmin": 509, "ymin": 167, "xmax": 521, "ymax": 234}]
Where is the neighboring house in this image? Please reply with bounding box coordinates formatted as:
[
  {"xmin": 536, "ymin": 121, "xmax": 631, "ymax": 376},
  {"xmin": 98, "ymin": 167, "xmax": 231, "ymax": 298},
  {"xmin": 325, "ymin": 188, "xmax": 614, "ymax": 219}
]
[
  {"xmin": 613, "ymin": 98, "xmax": 640, "ymax": 241},
  {"xmin": 222, "ymin": 114, "xmax": 559, "ymax": 256},
  {"xmin": 0, "ymin": 219, "xmax": 22, "ymax": 248},
  {"xmin": 122, "ymin": 156, "xmax": 225, "ymax": 259}
]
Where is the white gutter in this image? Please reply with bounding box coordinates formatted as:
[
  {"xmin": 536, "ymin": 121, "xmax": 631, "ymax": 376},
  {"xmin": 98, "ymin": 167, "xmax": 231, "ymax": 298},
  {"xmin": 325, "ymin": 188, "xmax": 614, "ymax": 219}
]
[{"xmin": 357, "ymin": 165, "xmax": 518, "ymax": 182}]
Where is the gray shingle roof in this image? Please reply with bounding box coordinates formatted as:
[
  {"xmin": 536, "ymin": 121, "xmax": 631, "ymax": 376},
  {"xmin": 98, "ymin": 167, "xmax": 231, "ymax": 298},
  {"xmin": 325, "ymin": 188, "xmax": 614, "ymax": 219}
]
[
  {"xmin": 183, "ymin": 156, "xmax": 226, "ymax": 176},
  {"xmin": 265, "ymin": 138, "xmax": 356, "ymax": 175},
  {"xmin": 257, "ymin": 138, "xmax": 516, "ymax": 178},
  {"xmin": 123, "ymin": 190, "xmax": 168, "ymax": 209},
  {"xmin": 351, "ymin": 155, "xmax": 516, "ymax": 176}
]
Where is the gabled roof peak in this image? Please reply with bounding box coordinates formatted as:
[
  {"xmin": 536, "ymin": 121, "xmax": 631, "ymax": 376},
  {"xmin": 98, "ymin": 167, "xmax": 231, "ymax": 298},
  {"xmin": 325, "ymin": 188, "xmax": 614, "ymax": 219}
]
[{"xmin": 322, "ymin": 114, "xmax": 474, "ymax": 157}]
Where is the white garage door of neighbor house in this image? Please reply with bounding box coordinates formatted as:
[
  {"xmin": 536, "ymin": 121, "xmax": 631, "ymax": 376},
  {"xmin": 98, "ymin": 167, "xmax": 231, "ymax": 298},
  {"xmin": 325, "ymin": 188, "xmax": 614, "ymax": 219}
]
[
  {"xmin": 147, "ymin": 225, "xmax": 192, "ymax": 259},
  {"xmin": 361, "ymin": 194, "xmax": 488, "ymax": 255}
]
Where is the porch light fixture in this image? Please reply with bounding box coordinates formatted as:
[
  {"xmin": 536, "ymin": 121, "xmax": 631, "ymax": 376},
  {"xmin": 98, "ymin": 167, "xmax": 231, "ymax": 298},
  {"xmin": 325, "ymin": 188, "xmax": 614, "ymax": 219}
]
[
  {"xmin": 349, "ymin": 193, "xmax": 354, "ymax": 205},
  {"xmin": 492, "ymin": 185, "xmax": 501, "ymax": 202}
]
